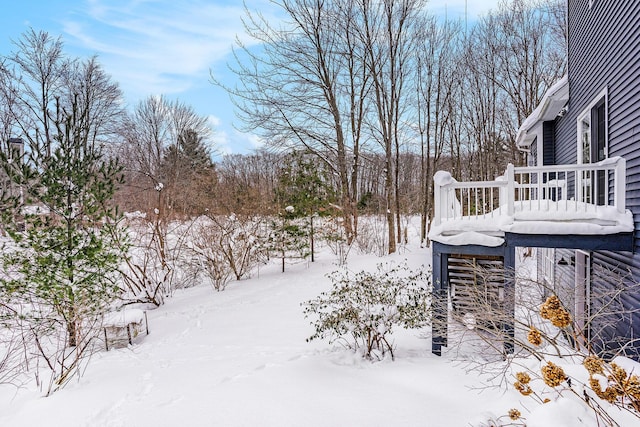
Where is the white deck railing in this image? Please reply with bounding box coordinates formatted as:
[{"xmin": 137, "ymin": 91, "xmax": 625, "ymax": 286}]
[{"xmin": 432, "ymin": 157, "xmax": 626, "ymax": 228}]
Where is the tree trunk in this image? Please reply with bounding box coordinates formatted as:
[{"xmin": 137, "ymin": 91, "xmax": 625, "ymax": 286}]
[
  {"xmin": 310, "ymin": 215, "xmax": 315, "ymax": 262},
  {"xmin": 386, "ymin": 154, "xmax": 396, "ymax": 254}
]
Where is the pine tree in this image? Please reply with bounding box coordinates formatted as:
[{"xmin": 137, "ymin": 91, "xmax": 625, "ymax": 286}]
[
  {"xmin": 274, "ymin": 150, "xmax": 336, "ymax": 263},
  {"xmin": 159, "ymin": 129, "xmax": 217, "ymax": 215},
  {"xmin": 0, "ymin": 97, "xmax": 127, "ymax": 350},
  {"xmin": 0, "ymin": 30, "xmax": 127, "ymax": 393}
]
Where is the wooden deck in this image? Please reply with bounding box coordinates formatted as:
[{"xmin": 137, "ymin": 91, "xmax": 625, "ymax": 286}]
[
  {"xmin": 429, "ymin": 157, "xmax": 632, "ymax": 248},
  {"xmin": 430, "ymin": 157, "xmax": 634, "ymax": 356}
]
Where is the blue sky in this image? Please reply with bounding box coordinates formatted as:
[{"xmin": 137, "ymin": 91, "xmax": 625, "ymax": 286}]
[{"xmin": 0, "ymin": 0, "xmax": 500, "ymax": 157}]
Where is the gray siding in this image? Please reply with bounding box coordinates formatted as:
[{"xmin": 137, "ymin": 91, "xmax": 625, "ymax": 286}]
[
  {"xmin": 554, "ymin": 248, "xmax": 576, "ymax": 313},
  {"xmin": 542, "ymin": 121, "xmax": 555, "ymax": 166},
  {"xmin": 552, "ymin": 0, "xmax": 640, "ymax": 357}
]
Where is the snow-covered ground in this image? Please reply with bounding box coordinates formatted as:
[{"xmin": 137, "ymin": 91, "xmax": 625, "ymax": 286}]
[{"xmin": 0, "ymin": 238, "xmax": 638, "ymax": 426}]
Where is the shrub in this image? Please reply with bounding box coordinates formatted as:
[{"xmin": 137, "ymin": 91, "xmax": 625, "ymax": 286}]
[
  {"xmin": 303, "ymin": 261, "xmax": 431, "ymax": 360},
  {"xmin": 501, "ymin": 294, "xmax": 640, "ymax": 426},
  {"xmin": 189, "ymin": 215, "xmax": 255, "ymax": 291}
]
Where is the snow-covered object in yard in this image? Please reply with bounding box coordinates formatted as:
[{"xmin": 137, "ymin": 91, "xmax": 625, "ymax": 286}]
[
  {"xmin": 462, "ymin": 312, "xmax": 477, "ymax": 330},
  {"xmin": 103, "ymin": 309, "xmax": 145, "ymax": 328},
  {"xmin": 103, "ymin": 309, "xmax": 147, "ymax": 350}
]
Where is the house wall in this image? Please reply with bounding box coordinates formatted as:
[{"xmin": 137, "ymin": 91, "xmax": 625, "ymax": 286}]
[
  {"xmin": 543, "ymin": 248, "xmax": 575, "ymax": 322},
  {"xmin": 542, "ymin": 121, "xmax": 555, "ymax": 166},
  {"xmin": 552, "ymin": 0, "xmax": 640, "ymax": 357}
]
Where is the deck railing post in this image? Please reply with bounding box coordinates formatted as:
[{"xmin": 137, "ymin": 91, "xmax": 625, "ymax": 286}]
[
  {"xmin": 615, "ymin": 157, "xmax": 626, "ymax": 213},
  {"xmin": 433, "ymin": 175, "xmax": 442, "ymax": 227},
  {"xmin": 506, "ymin": 163, "xmax": 515, "ymax": 216},
  {"xmin": 537, "ymin": 170, "xmax": 543, "ymax": 200}
]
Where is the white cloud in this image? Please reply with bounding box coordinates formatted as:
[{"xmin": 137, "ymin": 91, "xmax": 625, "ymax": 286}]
[
  {"xmin": 242, "ymin": 132, "xmax": 264, "ymax": 149},
  {"xmin": 207, "ymin": 114, "xmax": 221, "ymax": 128},
  {"xmin": 212, "ymin": 130, "xmax": 232, "ymax": 156},
  {"xmin": 62, "ymin": 0, "xmax": 278, "ymax": 103}
]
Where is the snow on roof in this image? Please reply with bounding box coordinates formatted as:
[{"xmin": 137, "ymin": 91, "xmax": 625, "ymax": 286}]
[
  {"xmin": 429, "ymin": 200, "xmax": 633, "ymax": 246},
  {"xmin": 516, "ymin": 75, "xmax": 569, "ymax": 148}
]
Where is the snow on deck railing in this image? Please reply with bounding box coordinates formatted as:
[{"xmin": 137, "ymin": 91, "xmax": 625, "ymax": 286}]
[
  {"xmin": 432, "ymin": 157, "xmax": 626, "ymax": 228},
  {"xmin": 432, "ymin": 170, "xmax": 508, "ymax": 228}
]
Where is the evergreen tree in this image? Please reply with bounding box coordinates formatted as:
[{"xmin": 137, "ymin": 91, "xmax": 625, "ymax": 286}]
[
  {"xmin": 0, "ymin": 29, "xmax": 127, "ymax": 393},
  {"xmin": 275, "ymin": 150, "xmax": 336, "ymax": 263},
  {"xmin": 159, "ymin": 129, "xmax": 217, "ymax": 215},
  {"xmin": 0, "ymin": 97, "xmax": 127, "ymax": 350}
]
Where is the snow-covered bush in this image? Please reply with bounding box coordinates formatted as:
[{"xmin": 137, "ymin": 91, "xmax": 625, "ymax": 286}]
[
  {"xmin": 303, "ymin": 261, "xmax": 431, "ymax": 360},
  {"xmin": 354, "ymin": 215, "xmax": 388, "ymax": 256},
  {"xmin": 118, "ymin": 212, "xmax": 175, "ymax": 306},
  {"xmin": 456, "ymin": 258, "xmax": 640, "ymax": 426},
  {"xmin": 201, "ymin": 247, "xmax": 233, "ymax": 291},
  {"xmin": 118, "ymin": 210, "xmax": 214, "ymax": 305},
  {"xmin": 495, "ymin": 294, "xmax": 640, "ymax": 426},
  {"xmin": 0, "ymin": 294, "xmax": 35, "ymax": 388},
  {"xmin": 190, "ymin": 214, "xmax": 265, "ymax": 290},
  {"xmin": 317, "ymin": 217, "xmax": 352, "ymax": 265}
]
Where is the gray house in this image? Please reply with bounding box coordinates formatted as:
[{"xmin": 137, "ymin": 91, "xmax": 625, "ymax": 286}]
[{"xmin": 429, "ymin": 0, "xmax": 640, "ymax": 359}]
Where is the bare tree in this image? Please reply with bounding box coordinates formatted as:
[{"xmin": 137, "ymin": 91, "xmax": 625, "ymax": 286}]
[
  {"xmin": 214, "ymin": 150, "xmax": 281, "ymax": 215},
  {"xmin": 461, "ymin": 0, "xmax": 566, "ymax": 179},
  {"xmin": 415, "ymin": 16, "xmax": 461, "ymax": 243},
  {"xmin": 218, "ymin": 0, "xmax": 375, "ymax": 244},
  {"xmin": 196, "ymin": 214, "xmax": 266, "ymax": 283},
  {"xmin": 212, "ymin": 0, "xmax": 566, "ymax": 252},
  {"xmin": 117, "ymin": 95, "xmax": 214, "ymax": 216},
  {"xmin": 358, "ymin": 0, "xmax": 425, "ymax": 253},
  {"xmin": 0, "ymin": 29, "xmax": 67, "ymax": 158}
]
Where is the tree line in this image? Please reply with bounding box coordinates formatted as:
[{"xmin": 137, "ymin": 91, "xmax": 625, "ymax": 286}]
[
  {"xmin": 219, "ymin": 0, "xmax": 566, "ymax": 252},
  {"xmin": 0, "ymin": 0, "xmax": 567, "ymax": 256}
]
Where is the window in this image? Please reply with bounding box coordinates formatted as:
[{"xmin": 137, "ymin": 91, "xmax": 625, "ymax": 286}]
[
  {"xmin": 541, "ymin": 248, "xmax": 555, "ymax": 286},
  {"xmin": 577, "ymin": 89, "xmax": 607, "ymax": 204}
]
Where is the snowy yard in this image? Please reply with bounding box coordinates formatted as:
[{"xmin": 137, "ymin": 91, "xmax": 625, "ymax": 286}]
[{"xmin": 0, "ymin": 241, "xmax": 637, "ymax": 426}]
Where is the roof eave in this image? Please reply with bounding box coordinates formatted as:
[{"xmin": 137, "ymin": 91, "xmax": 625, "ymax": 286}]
[{"xmin": 516, "ymin": 75, "xmax": 569, "ymax": 148}]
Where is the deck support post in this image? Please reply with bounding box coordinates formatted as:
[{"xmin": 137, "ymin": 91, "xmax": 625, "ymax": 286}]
[
  {"xmin": 432, "ymin": 246, "xmax": 449, "ymax": 356},
  {"xmin": 502, "ymin": 244, "xmax": 516, "ymax": 355}
]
